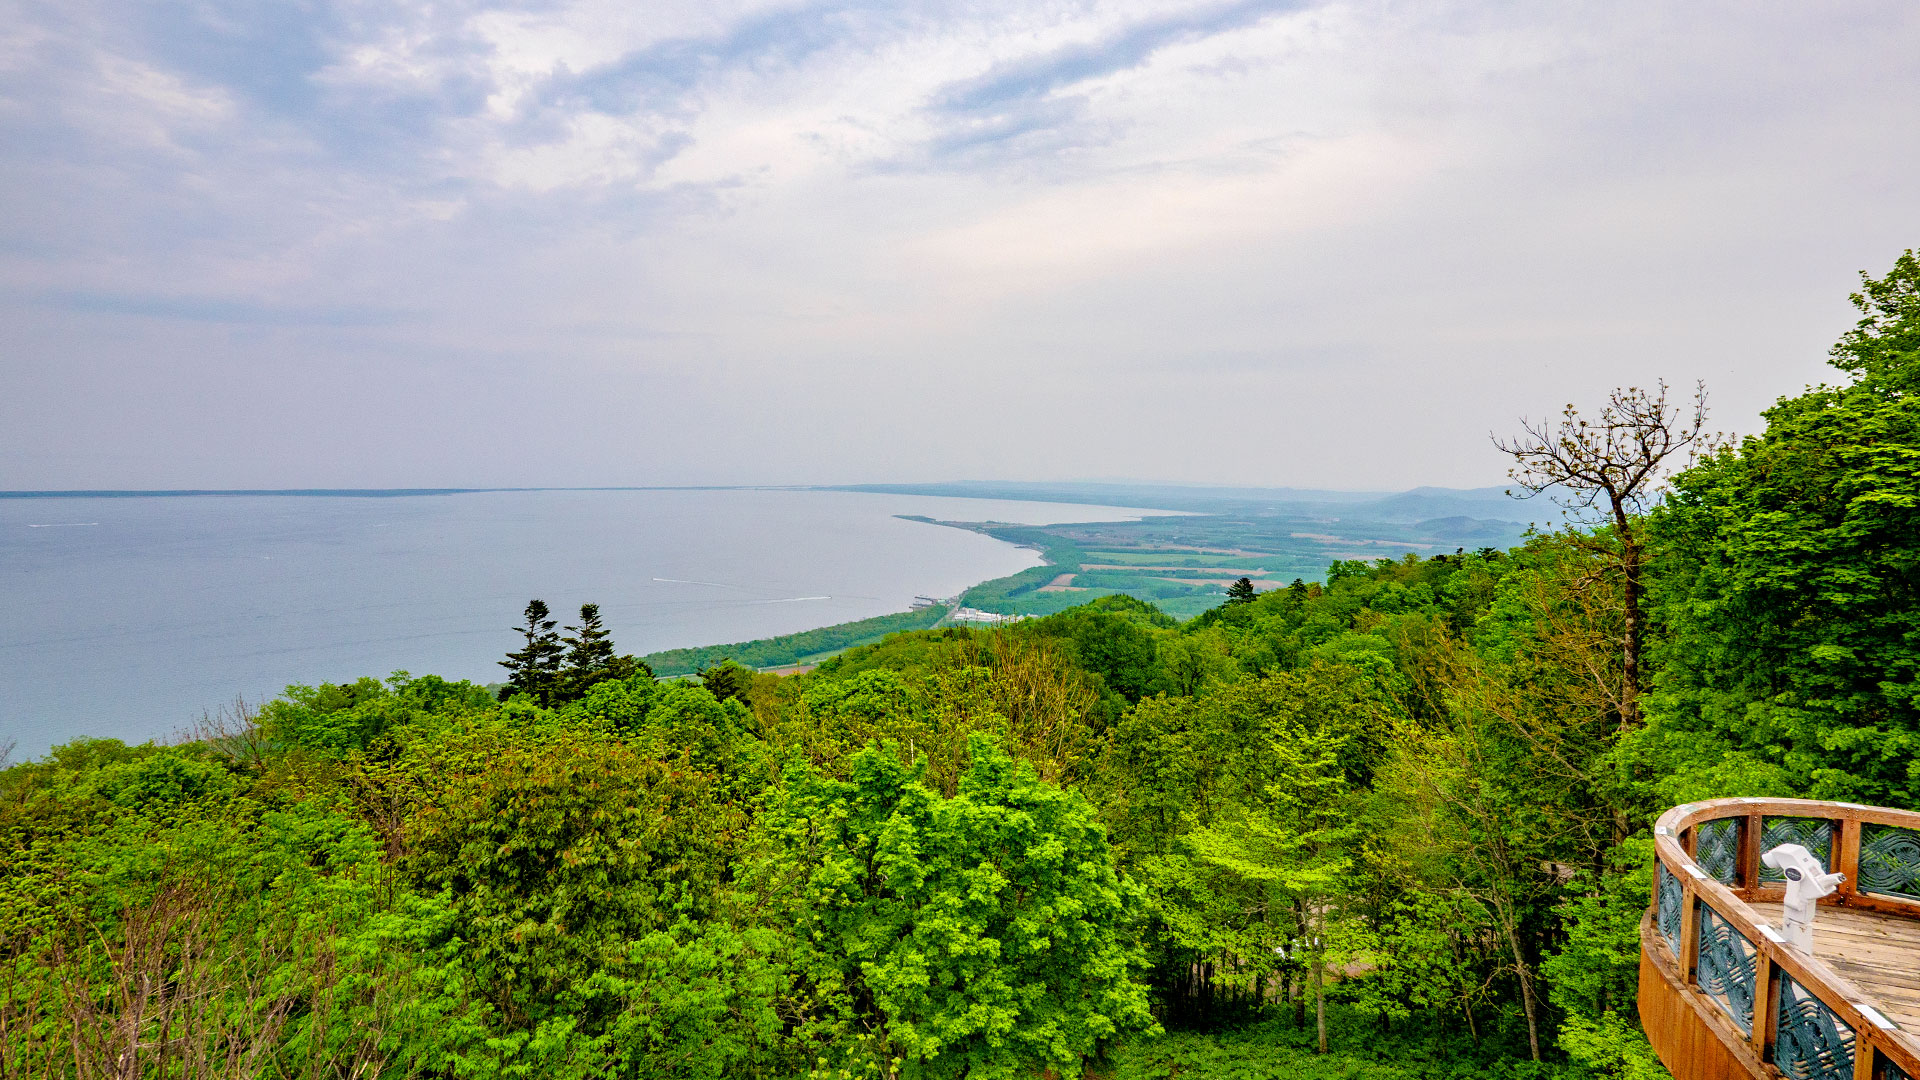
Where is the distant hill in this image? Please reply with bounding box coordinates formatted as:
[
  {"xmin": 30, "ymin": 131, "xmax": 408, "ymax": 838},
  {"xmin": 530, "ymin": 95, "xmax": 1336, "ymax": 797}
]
[
  {"xmin": 1412, "ymin": 515, "xmax": 1528, "ymax": 543},
  {"xmin": 826, "ymin": 480, "xmax": 1546, "ymax": 526},
  {"xmin": 1355, "ymin": 487, "xmax": 1535, "ymax": 524}
]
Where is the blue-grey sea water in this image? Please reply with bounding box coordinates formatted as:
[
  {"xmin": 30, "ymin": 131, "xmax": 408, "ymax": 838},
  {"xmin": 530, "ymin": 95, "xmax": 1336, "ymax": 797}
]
[{"xmin": 0, "ymin": 488, "xmax": 1158, "ymax": 760}]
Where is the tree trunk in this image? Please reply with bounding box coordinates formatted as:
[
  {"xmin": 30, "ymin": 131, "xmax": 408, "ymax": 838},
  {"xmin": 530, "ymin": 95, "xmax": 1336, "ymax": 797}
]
[
  {"xmin": 1613, "ymin": 504, "xmax": 1643, "ymax": 730},
  {"xmin": 1503, "ymin": 919, "xmax": 1542, "ymax": 1061},
  {"xmin": 1314, "ymin": 955, "xmax": 1327, "ymax": 1054}
]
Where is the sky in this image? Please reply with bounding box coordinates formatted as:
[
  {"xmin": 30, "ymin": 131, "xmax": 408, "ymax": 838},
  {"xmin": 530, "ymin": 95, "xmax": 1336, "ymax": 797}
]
[{"xmin": 2, "ymin": 0, "xmax": 1917, "ymax": 490}]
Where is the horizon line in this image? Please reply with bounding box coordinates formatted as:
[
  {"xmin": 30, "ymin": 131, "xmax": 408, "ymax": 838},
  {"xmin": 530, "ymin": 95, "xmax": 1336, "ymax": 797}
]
[
  {"xmin": 0, "ymin": 481, "xmax": 1514, "ymax": 499},
  {"xmin": 0, "ymin": 485, "xmax": 794, "ymax": 498}
]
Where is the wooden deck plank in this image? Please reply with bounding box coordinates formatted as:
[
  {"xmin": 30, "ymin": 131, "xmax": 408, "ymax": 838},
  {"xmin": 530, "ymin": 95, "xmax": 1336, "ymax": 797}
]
[
  {"xmin": 1743, "ymin": 901, "xmax": 1920, "ymax": 1029},
  {"xmin": 1825, "ymin": 954, "xmax": 1920, "ymax": 982},
  {"xmin": 1819, "ymin": 909, "xmax": 1920, "ymax": 931},
  {"xmin": 1810, "ymin": 914, "xmax": 1919, "ymax": 942},
  {"xmin": 1827, "ymin": 972, "xmax": 1920, "ymax": 1009},
  {"xmin": 1868, "ymin": 1000, "xmax": 1920, "ymax": 1025},
  {"xmin": 1831, "ymin": 910, "xmax": 1920, "ymax": 937},
  {"xmin": 1869, "ymin": 998, "xmax": 1920, "ymax": 1026},
  {"xmin": 1750, "ymin": 903, "xmax": 1920, "ymax": 944},
  {"xmin": 1843, "ymin": 975, "xmax": 1920, "ymax": 1000},
  {"xmin": 1821, "ymin": 920, "xmax": 1920, "ymax": 945},
  {"xmin": 1820, "ymin": 944, "xmax": 1918, "ymax": 967},
  {"xmin": 1827, "ymin": 968, "xmax": 1920, "ymax": 999}
]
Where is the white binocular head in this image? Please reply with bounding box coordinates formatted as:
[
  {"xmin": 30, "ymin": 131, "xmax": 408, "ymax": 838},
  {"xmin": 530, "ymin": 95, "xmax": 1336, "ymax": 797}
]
[{"xmin": 1761, "ymin": 843, "xmax": 1845, "ymax": 899}]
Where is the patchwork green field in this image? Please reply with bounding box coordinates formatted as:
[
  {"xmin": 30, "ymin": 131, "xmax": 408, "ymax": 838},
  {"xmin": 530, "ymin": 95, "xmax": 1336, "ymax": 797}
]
[{"xmin": 917, "ymin": 499, "xmax": 1533, "ymax": 619}]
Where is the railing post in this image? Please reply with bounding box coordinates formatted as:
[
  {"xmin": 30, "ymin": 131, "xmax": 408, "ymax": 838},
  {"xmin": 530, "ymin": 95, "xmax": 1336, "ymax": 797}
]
[
  {"xmin": 1678, "ymin": 879, "xmax": 1700, "ymax": 986},
  {"xmin": 1838, "ymin": 814, "xmax": 1863, "ymax": 901},
  {"xmin": 1742, "ymin": 812, "xmax": 1764, "ymax": 893},
  {"xmin": 1853, "ymin": 1041, "xmax": 1876, "ymax": 1080},
  {"xmin": 1749, "ymin": 949, "xmax": 1773, "ymax": 1060}
]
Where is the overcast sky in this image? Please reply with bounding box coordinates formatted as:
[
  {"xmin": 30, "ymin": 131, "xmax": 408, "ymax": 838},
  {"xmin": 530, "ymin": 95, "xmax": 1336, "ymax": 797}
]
[{"xmin": 2, "ymin": 0, "xmax": 1916, "ymax": 490}]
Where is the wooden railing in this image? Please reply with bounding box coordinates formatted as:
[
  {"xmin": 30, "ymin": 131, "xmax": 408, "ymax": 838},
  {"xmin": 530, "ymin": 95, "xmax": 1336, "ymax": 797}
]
[{"xmin": 1643, "ymin": 797, "xmax": 1920, "ymax": 1080}]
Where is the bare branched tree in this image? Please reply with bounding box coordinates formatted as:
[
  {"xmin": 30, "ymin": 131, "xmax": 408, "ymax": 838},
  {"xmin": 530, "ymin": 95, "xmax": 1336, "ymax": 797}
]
[
  {"xmin": 35, "ymin": 879, "xmax": 299, "ymax": 1080},
  {"xmin": 177, "ymin": 697, "xmax": 272, "ymax": 775},
  {"xmin": 1493, "ymin": 380, "xmax": 1713, "ymax": 728}
]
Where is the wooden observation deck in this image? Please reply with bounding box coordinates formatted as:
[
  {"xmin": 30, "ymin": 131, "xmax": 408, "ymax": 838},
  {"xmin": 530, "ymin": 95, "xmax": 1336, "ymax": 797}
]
[{"xmin": 1641, "ymin": 798, "xmax": 1920, "ymax": 1080}]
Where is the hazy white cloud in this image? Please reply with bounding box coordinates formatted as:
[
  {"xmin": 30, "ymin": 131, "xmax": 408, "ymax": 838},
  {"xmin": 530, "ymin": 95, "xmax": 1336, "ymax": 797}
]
[{"xmin": 1, "ymin": 0, "xmax": 1917, "ymax": 489}]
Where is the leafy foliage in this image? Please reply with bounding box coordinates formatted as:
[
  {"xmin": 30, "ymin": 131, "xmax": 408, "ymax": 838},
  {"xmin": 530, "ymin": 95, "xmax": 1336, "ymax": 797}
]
[
  {"xmin": 14, "ymin": 252, "xmax": 1920, "ymax": 1080},
  {"xmin": 762, "ymin": 736, "xmax": 1153, "ymax": 1079}
]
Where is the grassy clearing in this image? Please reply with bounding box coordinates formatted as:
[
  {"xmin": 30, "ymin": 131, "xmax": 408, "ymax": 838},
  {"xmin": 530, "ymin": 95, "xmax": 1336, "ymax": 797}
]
[
  {"xmin": 1081, "ymin": 551, "xmax": 1285, "ymax": 570},
  {"xmin": 641, "ymin": 605, "xmax": 947, "ymax": 675}
]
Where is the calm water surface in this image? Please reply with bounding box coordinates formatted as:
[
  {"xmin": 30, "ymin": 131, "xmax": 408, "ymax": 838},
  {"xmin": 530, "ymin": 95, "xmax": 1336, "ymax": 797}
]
[{"xmin": 0, "ymin": 489, "xmax": 1160, "ymax": 759}]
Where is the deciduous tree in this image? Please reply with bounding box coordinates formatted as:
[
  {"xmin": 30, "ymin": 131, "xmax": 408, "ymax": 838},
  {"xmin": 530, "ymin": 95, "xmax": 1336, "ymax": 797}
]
[{"xmin": 758, "ymin": 734, "xmax": 1153, "ymax": 1080}]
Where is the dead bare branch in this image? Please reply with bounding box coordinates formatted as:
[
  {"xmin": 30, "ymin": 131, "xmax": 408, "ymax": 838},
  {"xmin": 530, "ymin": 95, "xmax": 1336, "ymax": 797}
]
[
  {"xmin": 1493, "ymin": 380, "xmax": 1715, "ymax": 521},
  {"xmin": 1492, "ymin": 380, "xmax": 1717, "ymax": 727}
]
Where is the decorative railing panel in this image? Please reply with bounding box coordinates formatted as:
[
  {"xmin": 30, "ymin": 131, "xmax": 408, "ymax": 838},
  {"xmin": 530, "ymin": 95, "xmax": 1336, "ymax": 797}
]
[
  {"xmin": 1695, "ymin": 817, "xmax": 1743, "ymax": 885},
  {"xmin": 1859, "ymin": 823, "xmax": 1920, "ymax": 902},
  {"xmin": 1657, "ymin": 861, "xmax": 1684, "ymax": 954},
  {"xmin": 1695, "ymin": 900, "xmax": 1758, "ymax": 1034},
  {"xmin": 1759, "ymin": 817, "xmax": 1834, "ymax": 884},
  {"xmin": 1882, "ymin": 1055, "xmax": 1915, "ymax": 1080},
  {"xmin": 1775, "ymin": 972, "xmax": 1856, "ymax": 1080}
]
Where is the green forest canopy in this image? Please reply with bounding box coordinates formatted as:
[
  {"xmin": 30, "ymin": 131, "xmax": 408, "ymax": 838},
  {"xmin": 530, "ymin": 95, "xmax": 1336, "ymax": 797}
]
[{"xmin": 2, "ymin": 250, "xmax": 1917, "ymax": 1079}]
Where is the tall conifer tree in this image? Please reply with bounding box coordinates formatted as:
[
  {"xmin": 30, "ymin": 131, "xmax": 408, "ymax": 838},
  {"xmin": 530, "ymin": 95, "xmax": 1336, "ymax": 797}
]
[
  {"xmin": 499, "ymin": 599, "xmax": 564, "ymax": 705},
  {"xmin": 562, "ymin": 603, "xmax": 619, "ymax": 699}
]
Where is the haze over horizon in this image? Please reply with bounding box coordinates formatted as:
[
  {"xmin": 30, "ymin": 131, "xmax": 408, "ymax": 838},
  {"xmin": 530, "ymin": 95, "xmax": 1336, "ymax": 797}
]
[
  {"xmin": 0, "ymin": 479, "xmax": 1505, "ymax": 495},
  {"xmin": 4, "ymin": 0, "xmax": 1917, "ymax": 490}
]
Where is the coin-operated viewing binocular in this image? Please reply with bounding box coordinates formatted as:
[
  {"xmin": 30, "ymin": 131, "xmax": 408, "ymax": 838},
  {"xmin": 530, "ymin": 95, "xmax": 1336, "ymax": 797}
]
[{"xmin": 1760, "ymin": 843, "xmax": 1845, "ymax": 952}]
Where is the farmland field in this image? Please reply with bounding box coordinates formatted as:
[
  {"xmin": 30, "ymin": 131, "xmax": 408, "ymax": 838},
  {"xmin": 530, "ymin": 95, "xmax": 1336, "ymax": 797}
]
[{"xmin": 870, "ymin": 483, "xmax": 1538, "ymax": 620}]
